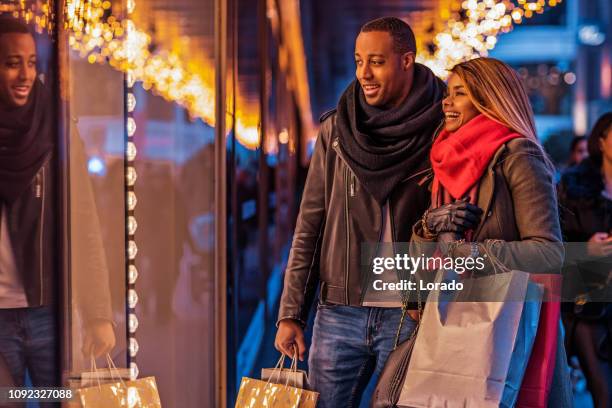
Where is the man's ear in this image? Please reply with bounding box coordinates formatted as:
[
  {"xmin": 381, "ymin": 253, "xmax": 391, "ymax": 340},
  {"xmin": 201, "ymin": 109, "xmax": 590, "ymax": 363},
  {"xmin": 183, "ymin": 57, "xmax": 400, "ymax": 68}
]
[{"xmin": 402, "ymin": 52, "xmax": 415, "ymax": 71}]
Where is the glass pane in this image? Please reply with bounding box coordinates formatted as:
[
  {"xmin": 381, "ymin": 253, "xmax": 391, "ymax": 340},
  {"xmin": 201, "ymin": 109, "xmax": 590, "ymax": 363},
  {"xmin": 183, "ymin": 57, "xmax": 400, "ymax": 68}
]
[
  {"xmin": 63, "ymin": 9, "xmax": 128, "ymax": 375},
  {"xmin": 231, "ymin": 0, "xmax": 264, "ymax": 393},
  {"xmin": 129, "ymin": 1, "xmax": 216, "ymax": 406}
]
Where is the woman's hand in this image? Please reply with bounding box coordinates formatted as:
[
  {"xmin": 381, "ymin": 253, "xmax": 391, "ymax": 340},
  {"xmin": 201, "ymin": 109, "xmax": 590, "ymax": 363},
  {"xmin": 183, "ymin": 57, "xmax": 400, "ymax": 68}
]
[{"xmin": 424, "ymin": 198, "xmax": 483, "ymax": 235}]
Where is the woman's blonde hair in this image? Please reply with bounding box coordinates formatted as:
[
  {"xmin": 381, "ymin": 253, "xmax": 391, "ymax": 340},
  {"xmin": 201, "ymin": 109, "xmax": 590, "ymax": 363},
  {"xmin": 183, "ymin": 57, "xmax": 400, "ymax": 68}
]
[{"xmin": 451, "ymin": 57, "xmax": 537, "ymax": 140}]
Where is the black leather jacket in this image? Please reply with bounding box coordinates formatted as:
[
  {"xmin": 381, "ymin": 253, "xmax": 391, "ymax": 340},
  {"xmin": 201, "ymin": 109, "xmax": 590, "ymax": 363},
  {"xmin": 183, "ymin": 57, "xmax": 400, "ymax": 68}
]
[
  {"xmin": 278, "ymin": 112, "xmax": 439, "ymax": 326},
  {"xmin": 5, "ymin": 124, "xmax": 113, "ymax": 324},
  {"xmin": 6, "ymin": 154, "xmax": 56, "ymax": 308}
]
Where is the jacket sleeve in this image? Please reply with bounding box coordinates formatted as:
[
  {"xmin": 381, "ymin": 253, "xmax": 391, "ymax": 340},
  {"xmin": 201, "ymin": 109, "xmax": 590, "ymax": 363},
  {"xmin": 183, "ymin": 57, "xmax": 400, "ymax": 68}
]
[
  {"xmin": 483, "ymin": 139, "xmax": 564, "ymax": 273},
  {"xmin": 277, "ymin": 120, "xmax": 330, "ymax": 327},
  {"xmin": 69, "ymin": 119, "xmax": 114, "ymax": 325}
]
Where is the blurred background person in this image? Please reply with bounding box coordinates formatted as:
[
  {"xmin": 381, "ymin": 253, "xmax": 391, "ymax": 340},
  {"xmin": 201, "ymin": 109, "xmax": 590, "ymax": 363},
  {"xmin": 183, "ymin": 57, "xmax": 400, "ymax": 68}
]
[
  {"xmin": 558, "ymin": 111, "xmax": 612, "ymax": 408},
  {"xmin": 568, "ymin": 136, "xmax": 589, "ymax": 167}
]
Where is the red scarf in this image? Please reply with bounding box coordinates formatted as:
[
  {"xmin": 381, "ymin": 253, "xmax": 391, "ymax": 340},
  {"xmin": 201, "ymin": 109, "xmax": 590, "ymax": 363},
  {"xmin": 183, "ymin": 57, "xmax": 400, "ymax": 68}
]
[{"xmin": 430, "ymin": 114, "xmax": 522, "ymax": 200}]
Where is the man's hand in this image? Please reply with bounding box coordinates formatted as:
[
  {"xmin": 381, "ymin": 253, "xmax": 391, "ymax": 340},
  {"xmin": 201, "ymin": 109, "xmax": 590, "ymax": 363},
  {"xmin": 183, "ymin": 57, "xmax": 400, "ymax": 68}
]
[
  {"xmin": 275, "ymin": 319, "xmax": 306, "ymax": 361},
  {"xmin": 82, "ymin": 320, "xmax": 116, "ymax": 359},
  {"xmin": 586, "ymin": 232, "xmax": 612, "ymax": 258}
]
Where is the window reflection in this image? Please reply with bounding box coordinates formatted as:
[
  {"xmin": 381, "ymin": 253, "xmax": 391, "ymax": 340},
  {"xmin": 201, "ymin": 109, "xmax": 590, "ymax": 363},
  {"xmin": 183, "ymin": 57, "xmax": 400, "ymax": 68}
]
[
  {"xmin": 0, "ymin": 14, "xmax": 61, "ymax": 392},
  {"xmin": 65, "ymin": 34, "xmax": 125, "ymax": 375}
]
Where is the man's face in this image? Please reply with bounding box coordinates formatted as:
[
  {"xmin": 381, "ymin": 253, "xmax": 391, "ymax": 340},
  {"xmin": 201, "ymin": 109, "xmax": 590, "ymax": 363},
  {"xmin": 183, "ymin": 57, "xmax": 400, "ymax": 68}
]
[
  {"xmin": 0, "ymin": 33, "xmax": 37, "ymax": 109},
  {"xmin": 354, "ymin": 31, "xmax": 413, "ymax": 108}
]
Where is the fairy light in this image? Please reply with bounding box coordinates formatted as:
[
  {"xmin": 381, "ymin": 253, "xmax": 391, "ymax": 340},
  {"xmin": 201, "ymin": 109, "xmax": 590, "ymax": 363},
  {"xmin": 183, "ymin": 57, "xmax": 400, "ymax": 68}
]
[
  {"xmin": 124, "ymin": 0, "xmax": 139, "ymax": 382},
  {"xmin": 6, "ymin": 0, "xmax": 562, "ymax": 133},
  {"xmin": 416, "ymin": 0, "xmax": 563, "ymax": 78},
  {"xmin": 0, "ymin": 1, "xmax": 54, "ymax": 33}
]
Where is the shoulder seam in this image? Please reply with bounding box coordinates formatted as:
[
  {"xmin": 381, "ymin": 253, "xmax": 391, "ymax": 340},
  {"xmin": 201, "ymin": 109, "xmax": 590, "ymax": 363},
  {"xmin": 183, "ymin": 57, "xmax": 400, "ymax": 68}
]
[{"xmin": 319, "ymin": 108, "xmax": 337, "ymax": 123}]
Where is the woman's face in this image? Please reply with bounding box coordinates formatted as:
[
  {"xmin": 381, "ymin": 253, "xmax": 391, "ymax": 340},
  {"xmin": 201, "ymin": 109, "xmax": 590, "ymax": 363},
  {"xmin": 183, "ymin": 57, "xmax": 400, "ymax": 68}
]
[
  {"xmin": 599, "ymin": 124, "xmax": 612, "ymax": 164},
  {"xmin": 442, "ymin": 73, "xmax": 480, "ymax": 132}
]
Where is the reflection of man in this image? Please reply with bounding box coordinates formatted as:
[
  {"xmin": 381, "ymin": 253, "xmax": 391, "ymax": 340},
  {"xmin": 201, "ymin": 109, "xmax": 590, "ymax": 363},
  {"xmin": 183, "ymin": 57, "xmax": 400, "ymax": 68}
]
[
  {"xmin": 275, "ymin": 17, "xmax": 445, "ymax": 407},
  {"xmin": 0, "ymin": 16, "xmax": 115, "ymax": 388}
]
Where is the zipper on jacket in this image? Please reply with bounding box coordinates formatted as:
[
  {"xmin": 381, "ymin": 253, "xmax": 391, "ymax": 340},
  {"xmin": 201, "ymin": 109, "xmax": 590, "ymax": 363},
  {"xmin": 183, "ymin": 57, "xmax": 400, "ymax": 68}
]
[
  {"xmin": 344, "ymin": 165, "xmax": 351, "ymax": 304},
  {"xmin": 35, "ymin": 173, "xmax": 42, "ymax": 198},
  {"xmin": 388, "ymin": 202, "xmax": 404, "ymax": 294},
  {"xmin": 39, "ymin": 166, "xmax": 45, "ymax": 304},
  {"xmin": 350, "ymin": 173, "xmax": 355, "ymax": 197},
  {"xmin": 359, "ymin": 205, "xmax": 385, "ymax": 305}
]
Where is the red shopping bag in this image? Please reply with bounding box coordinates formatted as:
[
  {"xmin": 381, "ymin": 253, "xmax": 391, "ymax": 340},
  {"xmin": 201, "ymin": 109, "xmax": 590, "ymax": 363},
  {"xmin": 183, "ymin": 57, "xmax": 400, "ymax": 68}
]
[{"xmin": 516, "ymin": 274, "xmax": 561, "ymax": 408}]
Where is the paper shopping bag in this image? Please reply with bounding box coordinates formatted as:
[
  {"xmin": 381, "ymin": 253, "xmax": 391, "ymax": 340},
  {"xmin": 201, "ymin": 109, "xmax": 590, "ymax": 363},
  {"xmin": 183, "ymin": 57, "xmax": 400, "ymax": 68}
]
[
  {"xmin": 235, "ymin": 377, "xmax": 318, "ymax": 408},
  {"xmin": 78, "ymin": 367, "xmax": 132, "ymax": 387},
  {"xmin": 77, "ymin": 376, "xmax": 162, "ymax": 407},
  {"xmin": 516, "ymin": 302, "xmax": 560, "ymax": 407},
  {"xmin": 262, "ymin": 352, "xmax": 312, "ymax": 390},
  {"xmin": 500, "ymin": 281, "xmax": 544, "ymax": 408},
  {"xmin": 261, "ymin": 367, "xmax": 308, "ymax": 389},
  {"xmin": 397, "ymin": 268, "xmax": 530, "ymax": 408}
]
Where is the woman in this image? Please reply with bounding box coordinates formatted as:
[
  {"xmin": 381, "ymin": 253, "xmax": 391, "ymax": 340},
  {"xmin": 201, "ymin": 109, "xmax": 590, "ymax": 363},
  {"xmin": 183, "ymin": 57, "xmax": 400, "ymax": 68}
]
[
  {"xmin": 558, "ymin": 112, "xmax": 612, "ymax": 407},
  {"xmin": 411, "ymin": 57, "xmax": 572, "ymax": 406}
]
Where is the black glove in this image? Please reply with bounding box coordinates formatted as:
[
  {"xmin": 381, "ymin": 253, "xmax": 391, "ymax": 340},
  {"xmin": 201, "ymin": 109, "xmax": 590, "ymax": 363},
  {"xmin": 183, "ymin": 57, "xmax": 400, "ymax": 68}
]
[{"xmin": 424, "ymin": 198, "xmax": 483, "ymax": 235}]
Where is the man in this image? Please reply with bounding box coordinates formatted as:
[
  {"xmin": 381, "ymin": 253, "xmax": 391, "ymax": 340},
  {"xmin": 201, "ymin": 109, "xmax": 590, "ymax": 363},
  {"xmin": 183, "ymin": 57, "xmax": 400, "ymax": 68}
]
[
  {"xmin": 275, "ymin": 17, "xmax": 446, "ymax": 407},
  {"xmin": 0, "ymin": 16, "xmax": 115, "ymax": 389}
]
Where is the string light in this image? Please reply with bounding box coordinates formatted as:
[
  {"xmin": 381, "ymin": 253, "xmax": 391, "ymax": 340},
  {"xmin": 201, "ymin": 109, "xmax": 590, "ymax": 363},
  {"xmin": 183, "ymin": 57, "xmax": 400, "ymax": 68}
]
[
  {"xmin": 416, "ymin": 0, "xmax": 563, "ymax": 78},
  {"xmin": 124, "ymin": 0, "xmax": 139, "ymax": 382},
  {"xmin": 0, "ymin": 1, "xmax": 54, "ymax": 33},
  {"xmin": 4, "ymin": 1, "xmax": 563, "ymax": 131}
]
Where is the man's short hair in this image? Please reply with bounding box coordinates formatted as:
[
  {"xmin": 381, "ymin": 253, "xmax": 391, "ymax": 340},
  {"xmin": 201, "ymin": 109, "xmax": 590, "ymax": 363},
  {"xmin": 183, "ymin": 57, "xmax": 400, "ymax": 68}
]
[
  {"xmin": 360, "ymin": 17, "xmax": 416, "ymax": 55},
  {"xmin": 0, "ymin": 15, "xmax": 32, "ymax": 37}
]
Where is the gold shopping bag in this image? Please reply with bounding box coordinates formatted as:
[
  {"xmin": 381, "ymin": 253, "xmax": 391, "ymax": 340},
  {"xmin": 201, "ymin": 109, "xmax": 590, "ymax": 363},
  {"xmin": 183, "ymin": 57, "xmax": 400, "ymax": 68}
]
[
  {"xmin": 235, "ymin": 378, "xmax": 318, "ymax": 408},
  {"xmin": 236, "ymin": 353, "xmax": 318, "ymax": 407},
  {"xmin": 75, "ymin": 354, "xmax": 162, "ymax": 408},
  {"xmin": 77, "ymin": 377, "xmax": 162, "ymax": 408}
]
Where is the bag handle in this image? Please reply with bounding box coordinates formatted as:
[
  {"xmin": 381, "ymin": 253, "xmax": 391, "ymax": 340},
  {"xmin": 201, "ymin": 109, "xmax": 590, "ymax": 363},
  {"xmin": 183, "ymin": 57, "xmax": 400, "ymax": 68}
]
[
  {"xmin": 480, "ymin": 240, "xmax": 510, "ymax": 275},
  {"xmin": 90, "ymin": 355, "xmax": 102, "ymax": 390},
  {"xmin": 393, "ymin": 274, "xmax": 422, "ymax": 350},
  {"xmin": 105, "ymin": 354, "xmax": 128, "ymax": 389},
  {"xmin": 88, "ymin": 353, "xmax": 129, "ymax": 391},
  {"xmin": 264, "ymin": 353, "xmax": 288, "ymax": 388},
  {"xmin": 284, "ymin": 348, "xmax": 299, "ymax": 387}
]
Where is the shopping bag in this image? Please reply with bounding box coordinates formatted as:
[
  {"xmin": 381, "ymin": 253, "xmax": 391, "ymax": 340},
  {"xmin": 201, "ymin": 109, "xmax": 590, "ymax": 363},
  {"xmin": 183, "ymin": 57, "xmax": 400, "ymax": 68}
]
[
  {"xmin": 516, "ymin": 275, "xmax": 562, "ymax": 408},
  {"xmin": 235, "ymin": 377, "xmax": 318, "ymax": 408},
  {"xmin": 236, "ymin": 353, "xmax": 318, "ymax": 407},
  {"xmin": 75, "ymin": 354, "xmax": 162, "ymax": 408},
  {"xmin": 500, "ymin": 281, "xmax": 544, "ymax": 408},
  {"xmin": 261, "ymin": 354, "xmax": 308, "ymax": 389},
  {"xmin": 77, "ymin": 377, "xmax": 162, "ymax": 408},
  {"xmin": 397, "ymin": 268, "xmax": 530, "ymax": 408},
  {"xmin": 78, "ymin": 367, "xmax": 131, "ymax": 387}
]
